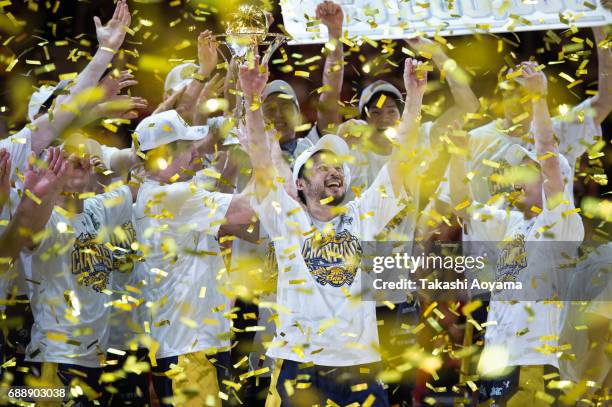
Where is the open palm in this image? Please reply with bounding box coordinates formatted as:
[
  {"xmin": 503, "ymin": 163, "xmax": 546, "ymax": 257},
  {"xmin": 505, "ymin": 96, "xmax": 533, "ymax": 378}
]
[{"xmin": 94, "ymin": 0, "xmax": 131, "ymax": 51}]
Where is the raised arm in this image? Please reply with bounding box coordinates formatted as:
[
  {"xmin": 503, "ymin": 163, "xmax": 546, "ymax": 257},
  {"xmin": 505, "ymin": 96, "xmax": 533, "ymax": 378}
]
[
  {"xmin": 406, "ymin": 36, "xmax": 479, "ymax": 138},
  {"xmin": 447, "ymin": 124, "xmax": 471, "ymax": 219},
  {"xmin": 389, "ymin": 58, "xmax": 427, "ymax": 197},
  {"xmin": 0, "ymin": 147, "xmax": 68, "ymax": 259},
  {"xmin": 238, "ymin": 56, "xmax": 275, "ymax": 201},
  {"xmin": 30, "ymin": 0, "xmax": 131, "ymax": 154},
  {"xmin": 315, "ymin": 1, "xmax": 344, "ymax": 134},
  {"xmin": 521, "ymin": 62, "xmax": 564, "ymax": 205},
  {"xmin": 590, "ymin": 26, "xmax": 612, "ymax": 125},
  {"xmin": 174, "ymin": 31, "xmax": 218, "ymax": 122}
]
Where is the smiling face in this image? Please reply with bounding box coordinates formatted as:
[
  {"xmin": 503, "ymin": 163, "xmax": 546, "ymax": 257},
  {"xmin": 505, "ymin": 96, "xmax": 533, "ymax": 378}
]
[
  {"xmin": 297, "ymin": 151, "xmax": 346, "ymax": 207},
  {"xmin": 364, "ymin": 94, "xmax": 401, "ymax": 132},
  {"xmin": 262, "ymin": 93, "xmax": 300, "ymax": 144}
]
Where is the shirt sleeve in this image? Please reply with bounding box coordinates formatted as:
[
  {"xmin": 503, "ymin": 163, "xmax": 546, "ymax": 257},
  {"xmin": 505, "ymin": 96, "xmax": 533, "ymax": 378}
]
[
  {"xmin": 0, "ymin": 128, "xmax": 32, "ymax": 182},
  {"xmin": 249, "ymin": 182, "xmax": 308, "ymax": 239},
  {"xmin": 551, "ymin": 99, "xmax": 601, "ymax": 168},
  {"xmin": 100, "ymin": 145, "xmax": 121, "ymax": 171},
  {"xmin": 351, "ymin": 164, "xmax": 409, "ymax": 240}
]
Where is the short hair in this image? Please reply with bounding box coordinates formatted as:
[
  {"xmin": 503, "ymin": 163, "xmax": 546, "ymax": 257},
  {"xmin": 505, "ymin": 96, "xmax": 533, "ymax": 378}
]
[{"xmin": 361, "ymin": 91, "xmax": 404, "ymax": 120}]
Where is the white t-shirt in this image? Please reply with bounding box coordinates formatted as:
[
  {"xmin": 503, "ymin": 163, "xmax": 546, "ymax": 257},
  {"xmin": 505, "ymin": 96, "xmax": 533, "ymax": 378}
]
[
  {"xmin": 251, "ymin": 165, "xmax": 407, "ymax": 366},
  {"xmin": 134, "ymin": 178, "xmax": 233, "ymax": 359},
  {"xmin": 24, "ymin": 186, "xmax": 133, "ymax": 367},
  {"xmin": 106, "ymin": 211, "xmax": 143, "ymax": 350},
  {"xmin": 0, "ymin": 189, "xmax": 25, "ymax": 312},
  {"xmin": 471, "ymin": 195, "xmax": 584, "ymax": 371}
]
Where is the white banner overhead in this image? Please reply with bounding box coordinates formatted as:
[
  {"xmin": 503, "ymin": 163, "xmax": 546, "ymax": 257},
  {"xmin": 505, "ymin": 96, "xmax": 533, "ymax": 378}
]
[{"xmin": 280, "ymin": 0, "xmax": 612, "ymax": 44}]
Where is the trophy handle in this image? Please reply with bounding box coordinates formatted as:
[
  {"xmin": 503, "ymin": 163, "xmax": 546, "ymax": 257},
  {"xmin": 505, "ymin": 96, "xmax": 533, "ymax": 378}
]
[{"xmin": 261, "ymin": 34, "xmax": 287, "ymax": 66}]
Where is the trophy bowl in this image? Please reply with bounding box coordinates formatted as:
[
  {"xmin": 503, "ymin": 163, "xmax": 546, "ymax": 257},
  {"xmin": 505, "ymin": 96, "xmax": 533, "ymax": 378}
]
[{"xmin": 216, "ymin": 5, "xmax": 288, "ymax": 63}]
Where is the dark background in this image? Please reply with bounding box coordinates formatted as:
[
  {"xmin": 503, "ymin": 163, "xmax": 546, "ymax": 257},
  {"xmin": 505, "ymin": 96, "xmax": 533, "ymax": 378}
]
[{"xmin": 0, "ymin": 0, "xmax": 609, "ymax": 235}]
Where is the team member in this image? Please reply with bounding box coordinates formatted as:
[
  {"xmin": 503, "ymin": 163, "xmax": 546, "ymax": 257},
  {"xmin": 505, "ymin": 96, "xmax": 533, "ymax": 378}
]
[
  {"xmin": 0, "ymin": 148, "xmax": 68, "ymax": 264},
  {"xmin": 260, "ymin": 0, "xmax": 345, "ymax": 156},
  {"xmin": 425, "ymin": 26, "xmax": 609, "ymax": 231},
  {"xmin": 448, "ymin": 63, "xmax": 584, "ymax": 405},
  {"xmin": 132, "ymin": 109, "xmax": 254, "ymax": 406},
  {"xmin": 344, "ymin": 35, "xmax": 480, "ymax": 202},
  {"xmin": 239, "ymin": 55, "xmax": 426, "ymax": 405},
  {"xmin": 17, "ymin": 141, "xmax": 135, "ymax": 404}
]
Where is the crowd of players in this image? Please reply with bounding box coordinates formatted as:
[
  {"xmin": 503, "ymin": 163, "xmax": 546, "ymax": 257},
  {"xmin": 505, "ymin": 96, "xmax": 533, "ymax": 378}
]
[{"xmin": 0, "ymin": 0, "xmax": 610, "ymax": 406}]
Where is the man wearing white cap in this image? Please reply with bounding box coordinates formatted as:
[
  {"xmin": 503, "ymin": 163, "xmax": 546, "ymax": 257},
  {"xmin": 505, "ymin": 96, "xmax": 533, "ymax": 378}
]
[
  {"xmin": 448, "ymin": 63, "xmax": 584, "ymax": 405},
  {"xmin": 346, "ymin": 36, "xmax": 480, "ymax": 203},
  {"xmin": 261, "ymin": 1, "xmax": 345, "ymax": 159},
  {"xmin": 427, "ymin": 26, "xmax": 610, "ymax": 230},
  {"xmin": 16, "ymin": 137, "xmax": 136, "ymax": 403},
  {"xmin": 238, "ymin": 56, "xmax": 426, "ymax": 405},
  {"xmin": 132, "ymin": 109, "xmax": 254, "ymax": 406}
]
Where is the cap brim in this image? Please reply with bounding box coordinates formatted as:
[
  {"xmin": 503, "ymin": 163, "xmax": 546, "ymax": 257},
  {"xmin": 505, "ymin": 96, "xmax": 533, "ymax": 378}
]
[
  {"xmin": 505, "ymin": 144, "xmax": 537, "ymax": 166},
  {"xmin": 292, "ymin": 134, "xmax": 351, "ymax": 185}
]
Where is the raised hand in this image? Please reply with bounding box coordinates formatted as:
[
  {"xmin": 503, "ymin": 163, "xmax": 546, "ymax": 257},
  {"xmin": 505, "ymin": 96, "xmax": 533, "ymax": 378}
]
[
  {"xmin": 23, "ymin": 147, "xmax": 68, "ymax": 206},
  {"xmin": 403, "ymin": 58, "xmax": 427, "ymax": 111},
  {"xmin": 0, "ymin": 149, "xmax": 11, "ymax": 210},
  {"xmin": 238, "ymin": 55, "xmax": 269, "ymax": 99},
  {"xmin": 100, "ymin": 70, "xmax": 138, "ymax": 97},
  {"xmin": 94, "ymin": 0, "xmax": 131, "ymax": 51},
  {"xmin": 405, "ymin": 36, "xmax": 444, "ymax": 60},
  {"xmin": 316, "ymin": 1, "xmax": 343, "ymax": 39},
  {"xmin": 515, "ymin": 61, "xmax": 547, "ymax": 96},
  {"xmin": 97, "ymin": 95, "xmax": 148, "ymax": 120},
  {"xmin": 198, "ymin": 30, "xmax": 219, "ymax": 77}
]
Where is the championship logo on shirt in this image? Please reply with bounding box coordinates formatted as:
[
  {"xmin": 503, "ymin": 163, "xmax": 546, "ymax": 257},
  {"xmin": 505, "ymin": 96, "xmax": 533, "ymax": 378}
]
[
  {"xmin": 302, "ymin": 230, "xmax": 362, "ymax": 287},
  {"xmin": 496, "ymin": 233, "xmax": 527, "ymax": 283},
  {"xmin": 71, "ymin": 232, "xmax": 113, "ymax": 292}
]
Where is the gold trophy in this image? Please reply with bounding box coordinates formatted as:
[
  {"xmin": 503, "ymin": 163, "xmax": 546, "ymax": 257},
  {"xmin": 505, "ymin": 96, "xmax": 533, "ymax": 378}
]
[
  {"xmin": 218, "ymin": 5, "xmax": 287, "ymax": 65},
  {"xmin": 216, "ymin": 5, "xmax": 288, "ymax": 126}
]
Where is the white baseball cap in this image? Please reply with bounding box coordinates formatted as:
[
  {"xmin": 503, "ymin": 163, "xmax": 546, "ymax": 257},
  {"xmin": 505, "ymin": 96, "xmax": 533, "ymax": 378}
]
[
  {"xmin": 505, "ymin": 144, "xmax": 538, "ymax": 166},
  {"xmin": 292, "ymin": 134, "xmax": 351, "ymax": 187},
  {"xmin": 134, "ymin": 110, "xmax": 209, "ymax": 152},
  {"xmin": 358, "ymin": 80, "xmax": 403, "ymax": 114},
  {"xmin": 262, "ymin": 80, "xmax": 300, "ymax": 111},
  {"xmin": 505, "ymin": 143, "xmax": 572, "ymax": 180},
  {"xmin": 164, "ymin": 62, "xmax": 199, "ymax": 94}
]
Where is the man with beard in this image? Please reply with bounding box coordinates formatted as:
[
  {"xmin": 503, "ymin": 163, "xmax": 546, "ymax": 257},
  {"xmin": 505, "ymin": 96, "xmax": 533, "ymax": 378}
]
[{"xmin": 238, "ymin": 55, "xmax": 426, "ymax": 406}]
